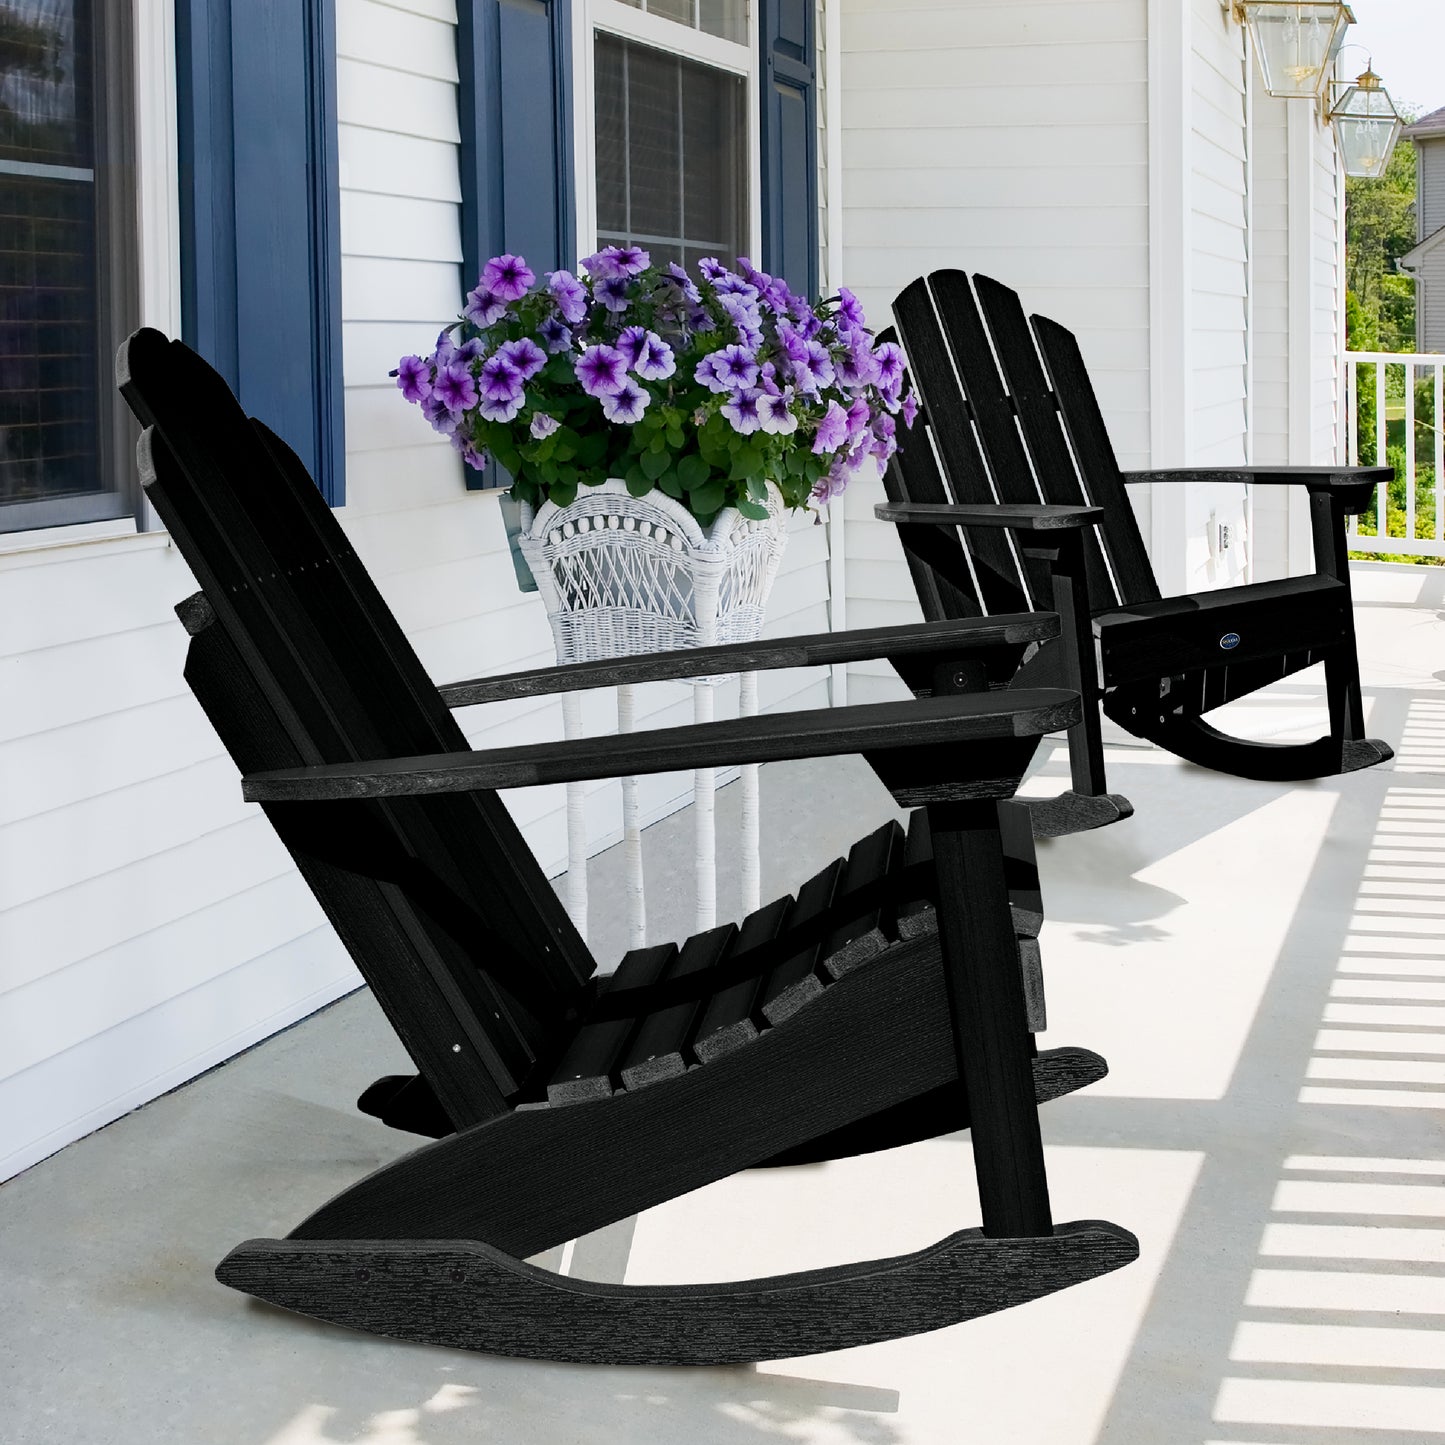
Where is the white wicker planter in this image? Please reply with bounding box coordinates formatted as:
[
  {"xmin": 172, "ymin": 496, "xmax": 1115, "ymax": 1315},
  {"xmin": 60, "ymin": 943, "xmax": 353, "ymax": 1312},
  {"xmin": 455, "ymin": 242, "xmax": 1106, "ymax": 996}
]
[
  {"xmin": 516, "ymin": 478, "xmax": 789, "ymax": 944},
  {"xmin": 517, "ymin": 478, "xmax": 787, "ymax": 662}
]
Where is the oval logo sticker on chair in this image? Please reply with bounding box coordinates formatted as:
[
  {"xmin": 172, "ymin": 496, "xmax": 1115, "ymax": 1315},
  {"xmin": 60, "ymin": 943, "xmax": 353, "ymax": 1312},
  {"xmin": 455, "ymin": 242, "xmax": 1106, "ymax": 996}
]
[{"xmin": 1220, "ymin": 632, "xmax": 1241, "ymax": 651}]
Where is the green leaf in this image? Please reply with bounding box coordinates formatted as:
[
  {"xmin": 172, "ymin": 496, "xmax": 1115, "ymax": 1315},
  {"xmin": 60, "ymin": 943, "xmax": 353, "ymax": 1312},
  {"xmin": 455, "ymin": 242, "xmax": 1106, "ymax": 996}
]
[
  {"xmin": 728, "ymin": 446, "xmax": 763, "ymax": 482},
  {"xmin": 691, "ymin": 480, "xmax": 726, "ymax": 514},
  {"xmin": 576, "ymin": 431, "xmax": 608, "ymax": 465},
  {"xmin": 736, "ymin": 500, "xmax": 770, "ymax": 521},
  {"xmin": 658, "ymin": 473, "xmax": 684, "ymax": 498},
  {"xmin": 786, "ymin": 448, "xmax": 807, "ymax": 478},
  {"xmin": 625, "ymin": 471, "xmax": 653, "ymax": 498},
  {"xmin": 677, "ymin": 453, "xmax": 711, "ymax": 490},
  {"xmin": 550, "ymin": 481, "xmax": 578, "ymax": 508},
  {"xmin": 666, "ymin": 426, "xmax": 685, "ymax": 449},
  {"xmin": 746, "ymin": 476, "xmax": 768, "ymax": 501},
  {"xmin": 640, "ymin": 447, "xmax": 672, "ymax": 481}
]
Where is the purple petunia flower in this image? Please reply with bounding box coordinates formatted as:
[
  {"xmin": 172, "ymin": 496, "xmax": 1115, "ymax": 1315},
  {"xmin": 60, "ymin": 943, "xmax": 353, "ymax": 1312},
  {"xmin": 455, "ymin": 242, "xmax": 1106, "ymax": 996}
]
[
  {"xmin": 581, "ymin": 245, "xmax": 650, "ymax": 279},
  {"xmin": 395, "ymin": 355, "xmax": 431, "ymax": 403},
  {"xmin": 811, "ymin": 456, "xmax": 850, "ymax": 505},
  {"xmin": 498, "ymin": 337, "xmax": 546, "ymax": 381},
  {"xmin": 687, "ymin": 306, "xmax": 717, "ymax": 333},
  {"xmin": 576, "ymin": 344, "xmax": 629, "ymax": 397},
  {"xmin": 434, "ymin": 328, "xmax": 458, "ymax": 364},
  {"xmin": 530, "ymin": 412, "xmax": 561, "ymax": 440},
  {"xmin": 635, "ymin": 332, "xmax": 676, "ymax": 381},
  {"xmin": 433, "ymin": 359, "xmax": 478, "ymax": 414},
  {"xmin": 873, "ymin": 342, "xmax": 905, "ymax": 392},
  {"xmin": 758, "ymin": 388, "xmax": 798, "ymax": 435},
  {"xmin": 790, "ymin": 339, "xmax": 836, "ymax": 395},
  {"xmin": 477, "ymin": 354, "xmax": 524, "ymax": 404},
  {"xmin": 836, "ymin": 340, "xmax": 882, "ymax": 388},
  {"xmin": 812, "ymin": 399, "xmax": 849, "ymax": 455},
  {"xmin": 464, "ymin": 286, "xmax": 507, "ymax": 328},
  {"xmin": 600, "ymin": 377, "xmax": 649, "ymax": 424},
  {"xmin": 479, "ymin": 393, "xmax": 524, "ymax": 423},
  {"xmin": 871, "ymin": 412, "xmax": 898, "ymax": 462},
  {"xmin": 547, "ymin": 269, "xmax": 587, "ymax": 324},
  {"xmin": 836, "ymin": 287, "xmax": 867, "ymax": 333},
  {"xmin": 665, "ymin": 262, "xmax": 702, "ymax": 304},
  {"xmin": 695, "ymin": 344, "xmax": 759, "ymax": 395},
  {"xmin": 456, "ymin": 337, "xmax": 486, "ymax": 363},
  {"xmin": 451, "ymin": 430, "xmax": 489, "ymax": 470},
  {"xmin": 696, "ymin": 257, "xmax": 728, "ymax": 283},
  {"xmin": 482, "ymin": 253, "xmax": 535, "ymax": 302},
  {"xmin": 712, "ymin": 272, "xmax": 760, "ymax": 307},
  {"xmin": 721, "ymin": 388, "xmax": 762, "ymax": 435},
  {"xmin": 422, "ymin": 393, "xmax": 458, "ymax": 435},
  {"xmin": 594, "ymin": 275, "xmax": 633, "ymax": 312},
  {"xmin": 901, "ymin": 391, "xmax": 920, "ymax": 428},
  {"xmin": 616, "ymin": 326, "xmax": 651, "ymax": 368},
  {"xmin": 846, "ymin": 397, "xmax": 873, "ymax": 442},
  {"xmin": 538, "ymin": 316, "xmax": 573, "ymax": 353},
  {"xmin": 720, "ymin": 293, "xmax": 763, "ymax": 349}
]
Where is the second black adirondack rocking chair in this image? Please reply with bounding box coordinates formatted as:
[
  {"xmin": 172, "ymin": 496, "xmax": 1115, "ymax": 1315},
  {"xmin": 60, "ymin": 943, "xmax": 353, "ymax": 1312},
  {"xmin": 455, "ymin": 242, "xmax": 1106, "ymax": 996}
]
[
  {"xmin": 116, "ymin": 329, "xmax": 1136, "ymax": 1366},
  {"xmin": 879, "ymin": 270, "xmax": 1394, "ymax": 838}
]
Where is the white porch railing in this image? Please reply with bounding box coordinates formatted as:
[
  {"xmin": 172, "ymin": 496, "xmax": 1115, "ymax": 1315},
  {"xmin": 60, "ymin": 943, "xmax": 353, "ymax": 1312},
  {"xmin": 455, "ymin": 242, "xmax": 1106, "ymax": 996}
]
[{"xmin": 1344, "ymin": 351, "xmax": 1445, "ymax": 560}]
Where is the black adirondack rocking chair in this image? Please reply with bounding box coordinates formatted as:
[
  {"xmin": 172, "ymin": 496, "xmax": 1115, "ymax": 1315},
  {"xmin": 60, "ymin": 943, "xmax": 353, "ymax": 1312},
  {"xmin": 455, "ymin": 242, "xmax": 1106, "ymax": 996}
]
[
  {"xmin": 878, "ymin": 270, "xmax": 1394, "ymax": 839},
  {"xmin": 116, "ymin": 329, "xmax": 1136, "ymax": 1366}
]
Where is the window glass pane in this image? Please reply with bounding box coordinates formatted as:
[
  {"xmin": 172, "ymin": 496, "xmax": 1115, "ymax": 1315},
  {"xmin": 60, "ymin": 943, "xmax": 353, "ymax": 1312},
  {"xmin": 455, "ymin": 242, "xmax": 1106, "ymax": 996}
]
[
  {"xmin": 594, "ymin": 32, "xmax": 746, "ymax": 270},
  {"xmin": 0, "ymin": 0, "xmax": 106, "ymax": 516},
  {"xmin": 609, "ymin": 1, "xmax": 747, "ymax": 47}
]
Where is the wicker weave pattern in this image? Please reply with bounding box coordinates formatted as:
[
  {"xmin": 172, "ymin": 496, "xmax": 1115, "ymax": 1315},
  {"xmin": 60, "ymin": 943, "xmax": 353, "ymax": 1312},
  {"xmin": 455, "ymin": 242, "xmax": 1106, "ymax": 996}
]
[{"xmin": 518, "ymin": 479, "xmax": 787, "ymax": 664}]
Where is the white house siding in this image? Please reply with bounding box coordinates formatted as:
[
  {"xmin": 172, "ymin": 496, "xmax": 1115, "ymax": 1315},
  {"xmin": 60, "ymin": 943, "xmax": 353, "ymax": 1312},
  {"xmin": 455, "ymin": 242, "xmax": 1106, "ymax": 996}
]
[
  {"xmin": 1245, "ymin": 65, "xmax": 1294, "ymax": 580},
  {"xmin": 838, "ymin": 0, "xmax": 1153, "ymax": 701},
  {"xmin": 1180, "ymin": 0, "xmax": 1249, "ymax": 590},
  {"xmin": 0, "ymin": 0, "xmax": 832, "ymax": 1183},
  {"xmin": 1312, "ymin": 110, "xmax": 1342, "ymax": 469}
]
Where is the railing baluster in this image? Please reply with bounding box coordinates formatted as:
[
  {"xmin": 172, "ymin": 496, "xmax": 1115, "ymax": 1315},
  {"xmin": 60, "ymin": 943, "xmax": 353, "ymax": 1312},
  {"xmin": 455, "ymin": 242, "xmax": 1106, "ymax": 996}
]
[
  {"xmin": 1406, "ymin": 361, "xmax": 1417, "ymax": 546},
  {"xmin": 1346, "ymin": 357, "xmax": 1358, "ymax": 537},
  {"xmin": 1436, "ymin": 363, "xmax": 1444, "ymax": 544},
  {"xmin": 1375, "ymin": 359, "xmax": 1388, "ymax": 539}
]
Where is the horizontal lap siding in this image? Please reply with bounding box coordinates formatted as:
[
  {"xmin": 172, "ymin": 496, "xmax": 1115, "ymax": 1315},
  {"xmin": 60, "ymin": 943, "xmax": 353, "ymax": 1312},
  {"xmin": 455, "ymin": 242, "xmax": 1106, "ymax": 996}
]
[
  {"xmin": 1180, "ymin": 0, "xmax": 1248, "ymax": 589},
  {"xmin": 1312, "ymin": 116, "xmax": 1341, "ymax": 464},
  {"xmin": 840, "ymin": 0, "xmax": 1149, "ymax": 689},
  {"xmin": 1247, "ymin": 72, "xmax": 1292, "ymax": 580}
]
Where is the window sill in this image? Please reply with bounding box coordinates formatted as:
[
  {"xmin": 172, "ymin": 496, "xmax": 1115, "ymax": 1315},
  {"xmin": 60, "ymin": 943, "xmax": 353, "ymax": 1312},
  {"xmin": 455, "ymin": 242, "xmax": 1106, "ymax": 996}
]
[{"xmin": 0, "ymin": 517, "xmax": 171, "ymax": 568}]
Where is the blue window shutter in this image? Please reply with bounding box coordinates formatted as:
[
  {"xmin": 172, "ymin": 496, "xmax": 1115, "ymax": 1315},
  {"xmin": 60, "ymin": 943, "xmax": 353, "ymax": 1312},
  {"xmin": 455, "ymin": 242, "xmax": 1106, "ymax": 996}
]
[
  {"xmin": 457, "ymin": 1, "xmax": 574, "ymax": 489},
  {"xmin": 176, "ymin": 1, "xmax": 345, "ymax": 506},
  {"xmin": 760, "ymin": 0, "xmax": 819, "ymax": 301}
]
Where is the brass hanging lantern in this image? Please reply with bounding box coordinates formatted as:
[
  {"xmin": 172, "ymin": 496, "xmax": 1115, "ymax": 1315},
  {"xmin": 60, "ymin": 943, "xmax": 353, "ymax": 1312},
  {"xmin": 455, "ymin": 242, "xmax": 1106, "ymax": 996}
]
[{"xmin": 1237, "ymin": 2, "xmax": 1354, "ymax": 99}]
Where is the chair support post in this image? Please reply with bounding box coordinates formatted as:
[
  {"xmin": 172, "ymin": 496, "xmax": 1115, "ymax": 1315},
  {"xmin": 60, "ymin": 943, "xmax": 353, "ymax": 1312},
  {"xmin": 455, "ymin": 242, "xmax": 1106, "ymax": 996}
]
[
  {"xmin": 1310, "ymin": 490, "xmax": 1366, "ymax": 741},
  {"xmin": 926, "ymin": 797, "xmax": 1054, "ymax": 1239}
]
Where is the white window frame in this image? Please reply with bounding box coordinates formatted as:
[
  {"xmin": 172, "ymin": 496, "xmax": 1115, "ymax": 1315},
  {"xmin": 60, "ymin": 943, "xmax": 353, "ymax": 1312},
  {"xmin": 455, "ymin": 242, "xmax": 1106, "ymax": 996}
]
[
  {"xmin": 571, "ymin": 0, "xmax": 762, "ymax": 270},
  {"xmin": 0, "ymin": 0, "xmax": 179, "ymax": 552}
]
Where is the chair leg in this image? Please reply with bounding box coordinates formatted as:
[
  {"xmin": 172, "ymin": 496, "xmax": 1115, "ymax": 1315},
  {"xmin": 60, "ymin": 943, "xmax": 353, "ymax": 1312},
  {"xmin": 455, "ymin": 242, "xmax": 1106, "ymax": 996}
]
[{"xmin": 927, "ymin": 798, "xmax": 1052, "ymax": 1238}]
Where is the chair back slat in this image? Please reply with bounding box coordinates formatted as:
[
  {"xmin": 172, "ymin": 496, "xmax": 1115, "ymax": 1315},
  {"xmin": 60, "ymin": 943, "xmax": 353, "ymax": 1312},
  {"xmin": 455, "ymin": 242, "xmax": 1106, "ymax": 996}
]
[
  {"xmin": 1027, "ymin": 313, "xmax": 1160, "ymax": 607},
  {"xmin": 890, "ymin": 279, "xmax": 1033, "ymax": 616},
  {"xmin": 119, "ymin": 331, "xmax": 596, "ymax": 1107},
  {"xmin": 970, "ymin": 275, "xmax": 1122, "ymax": 607}
]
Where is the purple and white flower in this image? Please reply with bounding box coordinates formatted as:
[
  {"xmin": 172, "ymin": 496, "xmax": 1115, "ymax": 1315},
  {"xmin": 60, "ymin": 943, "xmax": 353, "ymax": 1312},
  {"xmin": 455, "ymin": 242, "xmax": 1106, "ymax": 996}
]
[
  {"xmin": 421, "ymin": 393, "xmax": 458, "ymax": 435},
  {"xmin": 835, "ymin": 340, "xmax": 882, "ymax": 388},
  {"xmin": 547, "ymin": 269, "xmax": 587, "ymax": 324},
  {"xmin": 600, "ymin": 377, "xmax": 649, "ymax": 424},
  {"xmin": 464, "ymin": 286, "xmax": 508, "ymax": 328},
  {"xmin": 530, "ymin": 412, "xmax": 561, "ymax": 440},
  {"xmin": 433, "ymin": 359, "xmax": 478, "ymax": 414},
  {"xmin": 721, "ymin": 388, "xmax": 763, "ymax": 435},
  {"xmin": 581, "ymin": 244, "xmax": 650, "ymax": 279},
  {"xmin": 477, "ymin": 354, "xmax": 524, "ymax": 404},
  {"xmin": 482, "ymin": 253, "xmax": 535, "ymax": 302},
  {"xmin": 901, "ymin": 391, "xmax": 919, "ymax": 428},
  {"xmin": 395, "ymin": 355, "xmax": 431, "ymax": 403},
  {"xmin": 812, "ymin": 400, "xmax": 849, "ymax": 455},
  {"xmin": 873, "ymin": 342, "xmax": 905, "ymax": 393},
  {"xmin": 696, "ymin": 257, "xmax": 729, "ymax": 283},
  {"xmin": 758, "ymin": 388, "xmax": 798, "ymax": 435},
  {"xmin": 594, "ymin": 275, "xmax": 633, "ymax": 313},
  {"xmin": 665, "ymin": 262, "xmax": 701, "ymax": 304},
  {"xmin": 479, "ymin": 392, "xmax": 524, "ymax": 424},
  {"xmin": 576, "ymin": 344, "xmax": 629, "ymax": 397},
  {"xmin": 635, "ymin": 334, "xmax": 676, "ymax": 381},
  {"xmin": 696, "ymin": 344, "xmax": 759, "ymax": 394},
  {"xmin": 498, "ymin": 337, "xmax": 546, "ymax": 382},
  {"xmin": 870, "ymin": 412, "xmax": 898, "ymax": 462},
  {"xmin": 538, "ymin": 316, "xmax": 573, "ymax": 353}
]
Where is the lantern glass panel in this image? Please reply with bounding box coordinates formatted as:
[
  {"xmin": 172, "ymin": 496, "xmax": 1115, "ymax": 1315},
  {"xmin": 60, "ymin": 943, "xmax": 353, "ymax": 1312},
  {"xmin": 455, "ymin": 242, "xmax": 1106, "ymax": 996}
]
[
  {"xmin": 1244, "ymin": 2, "xmax": 1352, "ymax": 99},
  {"xmin": 1333, "ymin": 81, "xmax": 1403, "ymax": 178}
]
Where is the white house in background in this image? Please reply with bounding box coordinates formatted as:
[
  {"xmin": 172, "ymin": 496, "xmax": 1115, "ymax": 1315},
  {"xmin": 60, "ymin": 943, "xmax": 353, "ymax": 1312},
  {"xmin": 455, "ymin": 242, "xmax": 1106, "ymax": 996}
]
[{"xmin": 0, "ymin": 0, "xmax": 1351, "ymax": 1181}]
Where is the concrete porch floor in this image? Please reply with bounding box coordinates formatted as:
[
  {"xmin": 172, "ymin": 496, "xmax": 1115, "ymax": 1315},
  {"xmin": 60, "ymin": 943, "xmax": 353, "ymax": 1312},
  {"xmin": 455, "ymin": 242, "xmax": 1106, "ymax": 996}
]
[{"xmin": 4, "ymin": 562, "xmax": 1445, "ymax": 1444}]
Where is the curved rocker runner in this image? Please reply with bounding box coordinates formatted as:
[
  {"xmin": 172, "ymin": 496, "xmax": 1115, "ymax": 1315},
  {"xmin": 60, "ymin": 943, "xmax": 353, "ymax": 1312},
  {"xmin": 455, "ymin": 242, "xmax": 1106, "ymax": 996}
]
[{"xmin": 116, "ymin": 329, "xmax": 1137, "ymax": 1365}]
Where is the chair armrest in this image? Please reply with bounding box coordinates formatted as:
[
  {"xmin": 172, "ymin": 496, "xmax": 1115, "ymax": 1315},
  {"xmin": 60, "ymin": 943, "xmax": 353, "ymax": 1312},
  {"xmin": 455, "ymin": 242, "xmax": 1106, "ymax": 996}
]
[
  {"xmin": 874, "ymin": 501, "xmax": 1103, "ymax": 532},
  {"xmin": 1122, "ymin": 466, "xmax": 1391, "ymax": 518},
  {"xmin": 438, "ymin": 614, "xmax": 1059, "ymax": 707},
  {"xmin": 242, "ymin": 689, "xmax": 1082, "ymax": 803}
]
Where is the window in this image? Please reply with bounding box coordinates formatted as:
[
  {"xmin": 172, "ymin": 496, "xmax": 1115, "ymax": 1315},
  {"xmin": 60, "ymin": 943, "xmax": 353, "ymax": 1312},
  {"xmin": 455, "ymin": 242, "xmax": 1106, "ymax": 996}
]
[
  {"xmin": 581, "ymin": 0, "xmax": 759, "ymax": 272},
  {"xmin": 0, "ymin": 0, "xmax": 137, "ymax": 533}
]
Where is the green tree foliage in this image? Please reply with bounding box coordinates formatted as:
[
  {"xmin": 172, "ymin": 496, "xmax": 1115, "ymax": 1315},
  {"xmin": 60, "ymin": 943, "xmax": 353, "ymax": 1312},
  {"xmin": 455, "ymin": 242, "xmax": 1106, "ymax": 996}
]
[{"xmin": 1345, "ymin": 125, "xmax": 1417, "ymax": 353}]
